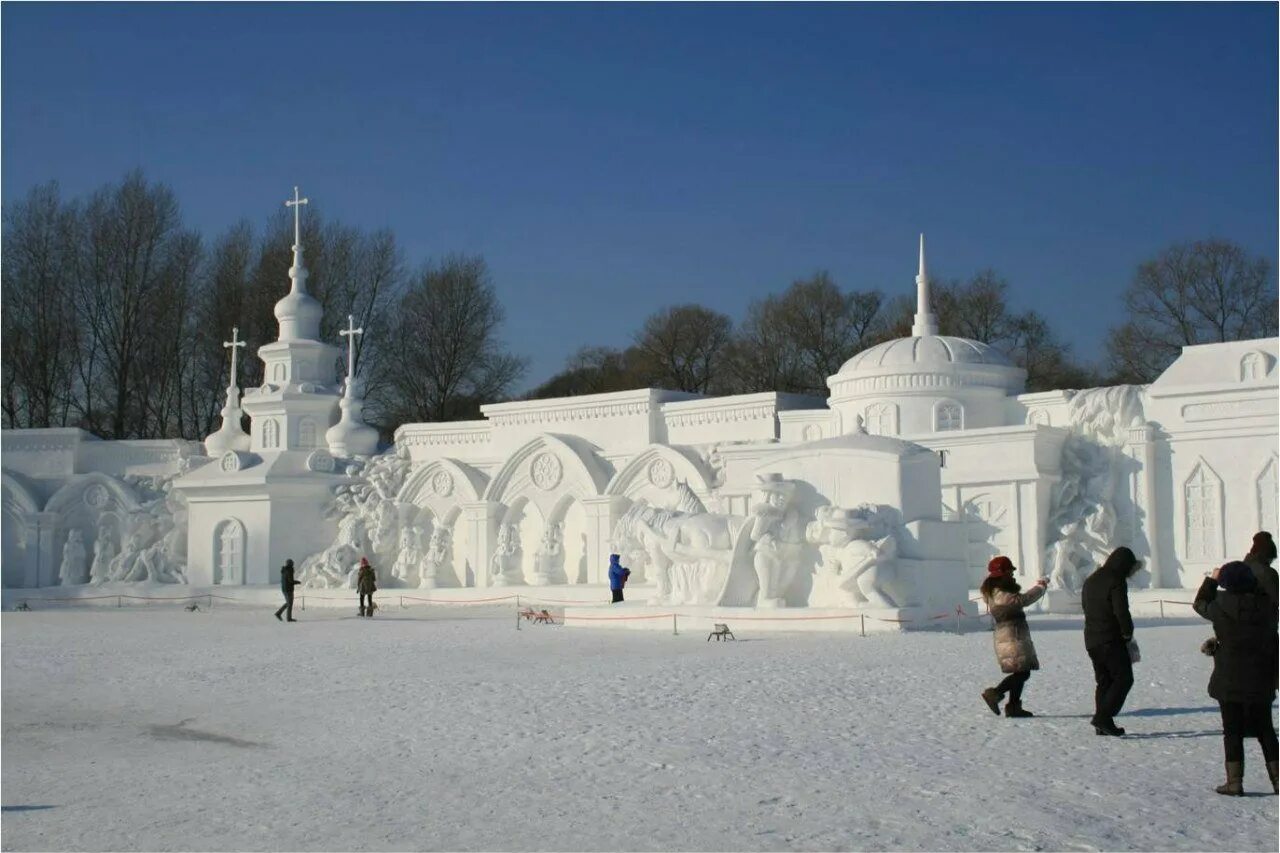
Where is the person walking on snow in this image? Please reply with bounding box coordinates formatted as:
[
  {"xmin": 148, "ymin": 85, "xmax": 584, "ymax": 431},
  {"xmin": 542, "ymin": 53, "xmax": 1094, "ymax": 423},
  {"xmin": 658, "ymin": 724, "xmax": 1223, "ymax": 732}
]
[
  {"xmin": 1193, "ymin": 560, "xmax": 1279, "ymax": 796},
  {"xmin": 357, "ymin": 557, "xmax": 377, "ymax": 617},
  {"xmin": 608, "ymin": 554, "xmax": 630, "ymax": 604},
  {"xmin": 979, "ymin": 556, "xmax": 1048, "ymax": 718},
  {"xmin": 1081, "ymin": 546, "xmax": 1141, "ymax": 736},
  {"xmin": 1242, "ymin": 531, "xmax": 1278, "ymax": 610},
  {"xmin": 275, "ymin": 559, "xmax": 301, "ymax": 622}
]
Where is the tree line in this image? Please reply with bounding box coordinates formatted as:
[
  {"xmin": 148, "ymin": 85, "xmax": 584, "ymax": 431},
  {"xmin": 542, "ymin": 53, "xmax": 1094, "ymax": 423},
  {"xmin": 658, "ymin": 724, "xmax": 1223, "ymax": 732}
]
[{"xmin": 4, "ymin": 170, "xmax": 1274, "ymax": 440}]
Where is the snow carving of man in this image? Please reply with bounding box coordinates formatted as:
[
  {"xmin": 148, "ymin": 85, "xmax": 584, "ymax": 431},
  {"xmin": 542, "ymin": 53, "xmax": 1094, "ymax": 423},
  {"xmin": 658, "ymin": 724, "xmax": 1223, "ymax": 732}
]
[
  {"xmin": 749, "ymin": 474, "xmax": 805, "ymax": 608},
  {"xmin": 110, "ymin": 521, "xmax": 153, "ymax": 582},
  {"xmin": 806, "ymin": 505, "xmax": 900, "ymax": 609},
  {"xmin": 533, "ymin": 522, "xmax": 567, "ymax": 585},
  {"xmin": 368, "ymin": 499, "xmax": 398, "ymax": 558},
  {"xmin": 391, "ymin": 526, "xmax": 422, "ymax": 586},
  {"xmin": 59, "ymin": 530, "xmax": 89, "ymax": 586},
  {"xmin": 490, "ymin": 524, "xmax": 524, "ymax": 586},
  {"xmin": 420, "ymin": 526, "xmax": 453, "ymax": 589},
  {"xmin": 89, "ymin": 518, "xmax": 118, "ymax": 584}
]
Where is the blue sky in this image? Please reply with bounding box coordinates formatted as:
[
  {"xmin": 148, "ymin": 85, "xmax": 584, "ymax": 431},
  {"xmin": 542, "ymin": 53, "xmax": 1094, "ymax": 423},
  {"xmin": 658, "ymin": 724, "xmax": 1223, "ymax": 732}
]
[{"xmin": 3, "ymin": 3, "xmax": 1276, "ymax": 387}]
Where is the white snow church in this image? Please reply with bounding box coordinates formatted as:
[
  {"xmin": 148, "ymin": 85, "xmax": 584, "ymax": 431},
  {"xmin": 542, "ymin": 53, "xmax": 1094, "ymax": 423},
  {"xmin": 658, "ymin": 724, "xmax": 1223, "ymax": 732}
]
[{"xmin": 3, "ymin": 189, "xmax": 1276, "ymax": 626}]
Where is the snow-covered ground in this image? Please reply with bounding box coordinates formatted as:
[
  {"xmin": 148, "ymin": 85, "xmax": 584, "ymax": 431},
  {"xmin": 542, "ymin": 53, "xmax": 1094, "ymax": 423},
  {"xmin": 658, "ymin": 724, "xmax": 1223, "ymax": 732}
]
[{"xmin": 2, "ymin": 605, "xmax": 1276, "ymax": 852}]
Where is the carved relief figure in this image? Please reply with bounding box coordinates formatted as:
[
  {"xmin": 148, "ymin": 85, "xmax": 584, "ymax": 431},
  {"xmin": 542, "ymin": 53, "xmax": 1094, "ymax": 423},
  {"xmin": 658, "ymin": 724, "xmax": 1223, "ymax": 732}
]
[
  {"xmin": 420, "ymin": 526, "xmax": 455, "ymax": 589},
  {"xmin": 490, "ymin": 523, "xmax": 524, "ymax": 586},
  {"xmin": 89, "ymin": 517, "xmax": 118, "ymax": 584},
  {"xmin": 749, "ymin": 475, "xmax": 807, "ymax": 607},
  {"xmin": 806, "ymin": 504, "xmax": 902, "ymax": 609},
  {"xmin": 532, "ymin": 522, "xmax": 567, "ymax": 585},
  {"xmin": 59, "ymin": 530, "xmax": 88, "ymax": 586},
  {"xmin": 391, "ymin": 525, "xmax": 423, "ymax": 586}
]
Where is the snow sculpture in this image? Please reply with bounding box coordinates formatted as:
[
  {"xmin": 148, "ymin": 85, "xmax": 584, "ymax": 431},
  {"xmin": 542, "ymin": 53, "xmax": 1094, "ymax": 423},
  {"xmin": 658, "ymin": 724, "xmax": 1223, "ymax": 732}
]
[
  {"xmin": 532, "ymin": 522, "xmax": 567, "ymax": 585},
  {"xmin": 299, "ymin": 450, "xmax": 412, "ymax": 588},
  {"xmin": 1043, "ymin": 385, "xmax": 1145, "ymax": 590},
  {"xmin": 490, "ymin": 523, "xmax": 524, "ymax": 586},
  {"xmin": 390, "ymin": 525, "xmax": 423, "ymax": 586},
  {"xmin": 89, "ymin": 516, "xmax": 118, "ymax": 584},
  {"xmin": 806, "ymin": 505, "xmax": 901, "ymax": 608},
  {"xmin": 614, "ymin": 473, "xmax": 805, "ymax": 606},
  {"xmin": 106, "ymin": 515, "xmax": 187, "ymax": 584},
  {"xmin": 749, "ymin": 475, "xmax": 807, "ymax": 608},
  {"xmin": 325, "ymin": 314, "xmax": 379, "ymax": 457},
  {"xmin": 58, "ymin": 529, "xmax": 88, "ymax": 586},
  {"xmin": 419, "ymin": 526, "xmax": 456, "ymax": 589}
]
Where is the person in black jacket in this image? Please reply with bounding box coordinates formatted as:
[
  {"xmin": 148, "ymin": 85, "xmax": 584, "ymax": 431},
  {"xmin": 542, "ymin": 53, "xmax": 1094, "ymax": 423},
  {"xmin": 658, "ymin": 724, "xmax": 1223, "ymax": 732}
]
[
  {"xmin": 1081, "ymin": 546, "xmax": 1140, "ymax": 736},
  {"xmin": 1193, "ymin": 561, "xmax": 1279, "ymax": 796},
  {"xmin": 275, "ymin": 559, "xmax": 301, "ymax": 622}
]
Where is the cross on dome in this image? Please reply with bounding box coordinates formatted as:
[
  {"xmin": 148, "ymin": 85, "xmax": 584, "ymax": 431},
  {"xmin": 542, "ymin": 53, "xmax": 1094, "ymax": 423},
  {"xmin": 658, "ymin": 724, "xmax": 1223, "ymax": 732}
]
[
  {"xmin": 339, "ymin": 314, "xmax": 364, "ymax": 396},
  {"xmin": 285, "ymin": 186, "xmax": 308, "ymax": 249},
  {"xmin": 223, "ymin": 326, "xmax": 246, "ymax": 391}
]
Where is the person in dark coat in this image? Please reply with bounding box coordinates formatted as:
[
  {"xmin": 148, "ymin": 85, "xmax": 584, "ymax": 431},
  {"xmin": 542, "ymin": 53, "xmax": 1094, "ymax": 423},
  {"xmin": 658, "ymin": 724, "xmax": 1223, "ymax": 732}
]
[
  {"xmin": 979, "ymin": 556, "xmax": 1049, "ymax": 718},
  {"xmin": 1242, "ymin": 531, "xmax": 1278, "ymax": 611},
  {"xmin": 1193, "ymin": 560, "xmax": 1279, "ymax": 796},
  {"xmin": 275, "ymin": 559, "xmax": 301, "ymax": 622},
  {"xmin": 607, "ymin": 554, "xmax": 630, "ymax": 603},
  {"xmin": 1081, "ymin": 546, "xmax": 1141, "ymax": 736},
  {"xmin": 356, "ymin": 557, "xmax": 377, "ymax": 617}
]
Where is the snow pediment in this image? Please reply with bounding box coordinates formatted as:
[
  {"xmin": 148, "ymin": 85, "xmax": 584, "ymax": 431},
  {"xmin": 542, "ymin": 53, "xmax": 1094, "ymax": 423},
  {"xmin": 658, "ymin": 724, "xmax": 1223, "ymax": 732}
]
[
  {"xmin": 604, "ymin": 444, "xmax": 715, "ymax": 500},
  {"xmin": 44, "ymin": 472, "xmax": 143, "ymax": 517},
  {"xmin": 398, "ymin": 457, "xmax": 488, "ymax": 508},
  {"xmin": 786, "ymin": 431, "xmax": 934, "ymax": 459},
  {"xmin": 482, "ymin": 433, "xmax": 610, "ymax": 506}
]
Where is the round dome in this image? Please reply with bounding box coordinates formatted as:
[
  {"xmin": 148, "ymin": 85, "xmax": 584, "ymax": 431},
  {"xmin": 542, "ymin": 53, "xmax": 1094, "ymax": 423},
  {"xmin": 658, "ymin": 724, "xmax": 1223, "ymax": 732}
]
[{"xmin": 838, "ymin": 335, "xmax": 1015, "ymax": 375}]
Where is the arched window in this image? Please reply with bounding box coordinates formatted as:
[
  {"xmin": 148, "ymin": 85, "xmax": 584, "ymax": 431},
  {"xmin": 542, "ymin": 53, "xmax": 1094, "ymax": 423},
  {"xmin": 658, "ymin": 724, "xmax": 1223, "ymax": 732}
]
[
  {"xmin": 1241, "ymin": 352, "xmax": 1265, "ymax": 381},
  {"xmin": 1258, "ymin": 456, "xmax": 1278, "ymax": 534},
  {"xmin": 272, "ymin": 363, "xmax": 287, "ymax": 382},
  {"xmin": 1184, "ymin": 461, "xmax": 1223, "ymax": 562},
  {"xmin": 865, "ymin": 402, "xmax": 899, "ymax": 436},
  {"xmin": 215, "ymin": 519, "xmax": 244, "ymax": 585},
  {"xmin": 298, "ymin": 418, "xmax": 317, "ymax": 449},
  {"xmin": 262, "ymin": 419, "xmax": 280, "ymax": 449},
  {"xmin": 934, "ymin": 400, "xmax": 963, "ymax": 432}
]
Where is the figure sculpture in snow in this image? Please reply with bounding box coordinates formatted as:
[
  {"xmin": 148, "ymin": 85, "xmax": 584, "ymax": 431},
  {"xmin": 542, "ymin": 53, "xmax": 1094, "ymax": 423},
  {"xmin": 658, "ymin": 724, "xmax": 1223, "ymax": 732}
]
[
  {"xmin": 614, "ymin": 474, "xmax": 803, "ymax": 606},
  {"xmin": 420, "ymin": 526, "xmax": 455, "ymax": 589},
  {"xmin": 391, "ymin": 525, "xmax": 423, "ymax": 586},
  {"xmin": 299, "ymin": 513, "xmax": 365, "ymax": 588},
  {"xmin": 532, "ymin": 522, "xmax": 567, "ymax": 585},
  {"xmin": 749, "ymin": 474, "xmax": 806, "ymax": 607},
  {"xmin": 59, "ymin": 530, "xmax": 88, "ymax": 586},
  {"xmin": 89, "ymin": 517, "xmax": 117, "ymax": 584},
  {"xmin": 806, "ymin": 504, "xmax": 901, "ymax": 609},
  {"xmin": 1043, "ymin": 385, "xmax": 1146, "ymax": 590},
  {"xmin": 368, "ymin": 499, "xmax": 398, "ymax": 559},
  {"xmin": 490, "ymin": 523, "xmax": 524, "ymax": 586}
]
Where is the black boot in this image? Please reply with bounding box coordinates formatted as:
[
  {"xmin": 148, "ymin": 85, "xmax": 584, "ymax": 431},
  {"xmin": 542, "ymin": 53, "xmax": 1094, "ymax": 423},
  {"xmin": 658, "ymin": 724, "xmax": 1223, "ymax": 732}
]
[
  {"xmin": 981, "ymin": 688, "xmax": 1002, "ymax": 716},
  {"xmin": 1005, "ymin": 702, "xmax": 1034, "ymax": 718},
  {"xmin": 1266, "ymin": 760, "xmax": 1278, "ymax": 795},
  {"xmin": 1092, "ymin": 718, "xmax": 1125, "ymax": 736},
  {"xmin": 275, "ymin": 611, "xmax": 283, "ymax": 621}
]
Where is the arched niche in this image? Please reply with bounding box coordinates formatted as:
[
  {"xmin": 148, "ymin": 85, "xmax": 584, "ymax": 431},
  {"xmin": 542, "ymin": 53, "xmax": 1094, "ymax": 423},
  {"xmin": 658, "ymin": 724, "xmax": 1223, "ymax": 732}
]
[
  {"xmin": 482, "ymin": 433, "xmax": 609, "ymax": 518},
  {"xmin": 604, "ymin": 444, "xmax": 714, "ymax": 506},
  {"xmin": 2, "ymin": 473, "xmax": 40, "ymax": 588},
  {"xmin": 43, "ymin": 473, "xmax": 143, "ymax": 584}
]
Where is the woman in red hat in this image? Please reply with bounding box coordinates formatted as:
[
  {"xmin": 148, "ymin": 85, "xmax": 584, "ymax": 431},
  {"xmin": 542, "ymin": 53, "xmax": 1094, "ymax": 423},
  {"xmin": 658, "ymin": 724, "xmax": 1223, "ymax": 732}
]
[
  {"xmin": 980, "ymin": 556, "xmax": 1049, "ymax": 718},
  {"xmin": 356, "ymin": 557, "xmax": 377, "ymax": 617}
]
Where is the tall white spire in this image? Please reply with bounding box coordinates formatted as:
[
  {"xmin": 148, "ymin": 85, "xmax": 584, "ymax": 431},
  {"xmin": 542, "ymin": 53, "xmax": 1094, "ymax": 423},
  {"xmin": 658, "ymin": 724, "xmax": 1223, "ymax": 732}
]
[
  {"xmin": 911, "ymin": 233, "xmax": 939, "ymax": 337},
  {"xmin": 274, "ymin": 186, "xmax": 322, "ymax": 342},
  {"xmin": 204, "ymin": 326, "xmax": 251, "ymax": 454},
  {"xmin": 326, "ymin": 313, "xmax": 379, "ymax": 457}
]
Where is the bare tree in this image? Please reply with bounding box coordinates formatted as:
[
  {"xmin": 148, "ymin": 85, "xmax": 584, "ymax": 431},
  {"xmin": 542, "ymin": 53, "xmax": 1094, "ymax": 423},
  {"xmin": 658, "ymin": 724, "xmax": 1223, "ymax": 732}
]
[
  {"xmin": 1, "ymin": 182, "xmax": 81, "ymax": 429},
  {"xmin": 1107, "ymin": 239, "xmax": 1277, "ymax": 382},
  {"xmin": 631, "ymin": 304, "xmax": 733, "ymax": 393},
  {"xmin": 382, "ymin": 255, "xmax": 526, "ymax": 423}
]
